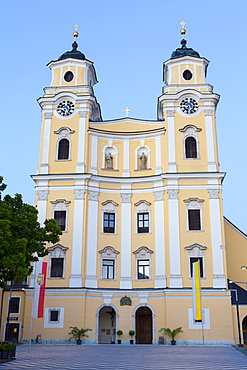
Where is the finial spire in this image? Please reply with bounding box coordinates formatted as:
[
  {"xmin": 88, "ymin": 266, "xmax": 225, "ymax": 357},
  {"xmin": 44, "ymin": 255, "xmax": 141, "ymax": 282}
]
[
  {"xmin": 73, "ymin": 24, "xmax": 80, "ymax": 40},
  {"xmin": 123, "ymin": 107, "xmax": 131, "ymax": 117},
  {"xmin": 180, "ymin": 21, "xmax": 186, "ymax": 39}
]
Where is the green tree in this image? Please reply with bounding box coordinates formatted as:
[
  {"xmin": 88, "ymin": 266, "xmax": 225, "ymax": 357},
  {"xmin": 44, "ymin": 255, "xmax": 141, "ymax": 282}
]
[
  {"xmin": 0, "ymin": 176, "xmax": 7, "ymax": 199},
  {"xmin": 0, "ymin": 191, "xmax": 62, "ymax": 287}
]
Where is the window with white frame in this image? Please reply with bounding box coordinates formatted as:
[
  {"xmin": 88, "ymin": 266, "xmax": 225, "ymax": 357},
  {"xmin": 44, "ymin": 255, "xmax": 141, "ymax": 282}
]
[
  {"xmin": 134, "ymin": 200, "xmax": 151, "ymax": 234},
  {"xmin": 101, "ymin": 200, "xmax": 118, "ymax": 234},
  {"xmin": 44, "ymin": 307, "xmax": 64, "ymax": 328},
  {"xmin": 99, "ymin": 246, "xmax": 119, "ymax": 280},
  {"xmin": 54, "ymin": 127, "xmax": 74, "ymax": 161},
  {"xmin": 133, "ymin": 246, "xmax": 153, "ymax": 280},
  {"xmin": 51, "ymin": 199, "xmax": 70, "ymax": 232},
  {"xmin": 48, "ymin": 244, "xmax": 68, "ymax": 279},
  {"xmin": 185, "ymin": 243, "xmax": 207, "ymax": 279},
  {"xmin": 179, "ymin": 125, "xmax": 201, "ymax": 159},
  {"xmin": 184, "ymin": 198, "xmax": 203, "ymax": 231}
]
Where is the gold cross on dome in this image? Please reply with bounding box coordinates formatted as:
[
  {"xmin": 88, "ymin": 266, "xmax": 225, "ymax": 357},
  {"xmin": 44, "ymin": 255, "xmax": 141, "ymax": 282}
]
[
  {"xmin": 73, "ymin": 24, "xmax": 80, "ymax": 39},
  {"xmin": 123, "ymin": 107, "xmax": 131, "ymax": 117},
  {"xmin": 180, "ymin": 21, "xmax": 186, "ymax": 38}
]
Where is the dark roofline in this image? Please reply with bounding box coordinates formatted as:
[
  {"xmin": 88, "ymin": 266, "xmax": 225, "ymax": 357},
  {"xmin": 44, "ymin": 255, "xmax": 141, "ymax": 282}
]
[{"xmin": 224, "ymin": 216, "xmax": 247, "ymax": 239}]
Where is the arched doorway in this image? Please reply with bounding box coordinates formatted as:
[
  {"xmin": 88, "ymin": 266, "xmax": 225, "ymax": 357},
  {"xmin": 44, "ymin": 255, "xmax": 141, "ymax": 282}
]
[
  {"xmin": 135, "ymin": 306, "xmax": 152, "ymax": 344},
  {"xmin": 98, "ymin": 306, "xmax": 116, "ymax": 344},
  {"xmin": 242, "ymin": 316, "xmax": 247, "ymax": 347}
]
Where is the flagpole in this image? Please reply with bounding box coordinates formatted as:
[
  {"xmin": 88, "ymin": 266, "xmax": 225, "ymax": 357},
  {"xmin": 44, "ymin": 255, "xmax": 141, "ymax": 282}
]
[{"xmin": 201, "ymin": 313, "xmax": 205, "ymax": 356}]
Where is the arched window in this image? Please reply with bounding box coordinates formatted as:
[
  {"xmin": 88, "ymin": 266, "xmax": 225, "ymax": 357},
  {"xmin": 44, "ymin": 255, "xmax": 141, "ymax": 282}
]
[
  {"xmin": 185, "ymin": 137, "xmax": 197, "ymax": 158},
  {"xmin": 58, "ymin": 139, "xmax": 69, "ymax": 160}
]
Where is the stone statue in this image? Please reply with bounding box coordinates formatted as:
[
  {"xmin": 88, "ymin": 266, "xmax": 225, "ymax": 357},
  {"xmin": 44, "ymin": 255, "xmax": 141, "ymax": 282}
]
[
  {"xmin": 105, "ymin": 152, "xmax": 113, "ymax": 169},
  {"xmin": 140, "ymin": 152, "xmax": 147, "ymax": 170}
]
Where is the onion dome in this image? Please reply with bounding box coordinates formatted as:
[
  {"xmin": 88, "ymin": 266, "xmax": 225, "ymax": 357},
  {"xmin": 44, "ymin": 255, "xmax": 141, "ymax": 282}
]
[{"xmin": 58, "ymin": 41, "xmax": 85, "ymax": 61}]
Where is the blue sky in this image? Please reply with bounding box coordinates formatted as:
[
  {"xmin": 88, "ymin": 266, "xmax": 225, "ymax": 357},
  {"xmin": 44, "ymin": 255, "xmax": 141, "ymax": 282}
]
[{"xmin": 0, "ymin": 0, "xmax": 247, "ymax": 231}]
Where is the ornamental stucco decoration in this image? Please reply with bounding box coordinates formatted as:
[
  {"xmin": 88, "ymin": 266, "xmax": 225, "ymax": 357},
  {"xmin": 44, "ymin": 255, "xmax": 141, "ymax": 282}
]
[
  {"xmin": 44, "ymin": 112, "xmax": 53, "ymax": 119},
  {"xmin": 74, "ymin": 189, "xmax": 85, "ymax": 200},
  {"xmin": 153, "ymin": 191, "xmax": 164, "ymax": 201},
  {"xmin": 167, "ymin": 189, "xmax": 179, "ymax": 199},
  {"xmin": 120, "ymin": 295, "xmax": 132, "ymax": 306},
  {"xmin": 166, "ymin": 110, "xmax": 176, "ymax": 117},
  {"xmin": 208, "ymin": 189, "xmax": 220, "ymax": 199},
  {"xmin": 88, "ymin": 190, "xmax": 99, "ymax": 201},
  {"xmin": 121, "ymin": 193, "xmax": 132, "ymax": 203},
  {"xmin": 204, "ymin": 109, "xmax": 213, "ymax": 116},
  {"xmin": 37, "ymin": 190, "xmax": 49, "ymax": 201}
]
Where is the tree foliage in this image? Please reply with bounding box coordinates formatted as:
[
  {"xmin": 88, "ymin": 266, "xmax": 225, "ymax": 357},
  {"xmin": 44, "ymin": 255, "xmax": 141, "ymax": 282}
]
[{"xmin": 0, "ymin": 187, "xmax": 62, "ymax": 287}]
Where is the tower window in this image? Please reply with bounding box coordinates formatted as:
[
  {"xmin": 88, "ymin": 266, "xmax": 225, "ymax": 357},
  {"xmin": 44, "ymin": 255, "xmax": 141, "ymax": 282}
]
[
  {"xmin": 183, "ymin": 69, "xmax": 192, "ymax": 81},
  {"xmin": 103, "ymin": 213, "xmax": 115, "ymax": 233},
  {"xmin": 102, "ymin": 259, "xmax": 115, "ymax": 279},
  {"xmin": 64, "ymin": 71, "xmax": 74, "ymax": 83},
  {"xmin": 137, "ymin": 213, "xmax": 149, "ymax": 233},
  {"xmin": 58, "ymin": 138, "xmax": 69, "ymax": 160},
  {"xmin": 54, "ymin": 210, "xmax": 66, "ymax": 231},
  {"xmin": 50, "ymin": 310, "xmax": 59, "ymax": 322},
  {"xmin": 137, "ymin": 260, "xmax": 150, "ymax": 279},
  {"xmin": 188, "ymin": 209, "xmax": 201, "ymax": 231},
  {"xmin": 50, "ymin": 258, "xmax": 64, "ymax": 278},
  {"xmin": 190, "ymin": 257, "xmax": 203, "ymax": 278},
  {"xmin": 185, "ymin": 137, "xmax": 197, "ymax": 158}
]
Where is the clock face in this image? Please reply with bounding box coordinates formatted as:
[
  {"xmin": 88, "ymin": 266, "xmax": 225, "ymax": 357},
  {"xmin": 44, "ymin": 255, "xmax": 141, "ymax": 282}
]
[
  {"xmin": 57, "ymin": 100, "xmax": 75, "ymax": 116},
  {"xmin": 180, "ymin": 98, "xmax": 198, "ymax": 114}
]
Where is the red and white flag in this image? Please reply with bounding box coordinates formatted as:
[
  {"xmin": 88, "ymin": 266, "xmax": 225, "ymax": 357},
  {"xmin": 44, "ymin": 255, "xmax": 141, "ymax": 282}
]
[{"xmin": 32, "ymin": 261, "xmax": 47, "ymax": 318}]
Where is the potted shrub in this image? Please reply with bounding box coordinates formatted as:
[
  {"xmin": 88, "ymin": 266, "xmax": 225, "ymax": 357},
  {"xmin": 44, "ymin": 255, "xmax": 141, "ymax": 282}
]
[
  {"xmin": 117, "ymin": 330, "xmax": 123, "ymax": 344},
  {"xmin": 0, "ymin": 342, "xmax": 16, "ymax": 359},
  {"xmin": 129, "ymin": 330, "xmax": 135, "ymax": 344},
  {"xmin": 161, "ymin": 327, "xmax": 183, "ymax": 345},
  {"xmin": 69, "ymin": 326, "xmax": 91, "ymax": 345}
]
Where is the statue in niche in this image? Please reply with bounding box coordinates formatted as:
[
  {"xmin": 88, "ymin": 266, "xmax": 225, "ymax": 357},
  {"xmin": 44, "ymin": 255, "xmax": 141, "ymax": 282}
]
[
  {"xmin": 140, "ymin": 152, "xmax": 147, "ymax": 170},
  {"xmin": 105, "ymin": 152, "xmax": 113, "ymax": 169}
]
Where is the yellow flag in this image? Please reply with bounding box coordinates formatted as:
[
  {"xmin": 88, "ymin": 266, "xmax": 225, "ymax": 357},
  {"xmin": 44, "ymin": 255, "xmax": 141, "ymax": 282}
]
[{"xmin": 192, "ymin": 260, "xmax": 202, "ymax": 322}]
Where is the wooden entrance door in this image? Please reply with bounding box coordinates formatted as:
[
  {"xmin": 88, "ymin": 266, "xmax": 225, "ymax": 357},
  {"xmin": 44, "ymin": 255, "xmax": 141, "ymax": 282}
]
[
  {"xmin": 136, "ymin": 307, "xmax": 152, "ymax": 344},
  {"xmin": 5, "ymin": 323, "xmax": 20, "ymax": 342}
]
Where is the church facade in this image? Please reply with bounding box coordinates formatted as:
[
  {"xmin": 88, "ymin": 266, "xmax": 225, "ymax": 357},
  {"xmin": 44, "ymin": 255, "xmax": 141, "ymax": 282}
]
[{"xmin": 1, "ymin": 27, "xmax": 247, "ymax": 345}]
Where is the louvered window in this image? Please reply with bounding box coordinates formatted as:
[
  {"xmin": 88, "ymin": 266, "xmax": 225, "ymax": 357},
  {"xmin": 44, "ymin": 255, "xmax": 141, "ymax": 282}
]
[{"xmin": 185, "ymin": 137, "xmax": 197, "ymax": 158}]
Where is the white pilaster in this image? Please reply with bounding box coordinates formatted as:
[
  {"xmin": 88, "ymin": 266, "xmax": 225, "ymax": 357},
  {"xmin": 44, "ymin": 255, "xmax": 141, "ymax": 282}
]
[
  {"xmin": 85, "ymin": 190, "xmax": 99, "ymax": 288},
  {"xmin": 168, "ymin": 189, "xmax": 182, "ymax": 288},
  {"xmin": 69, "ymin": 189, "xmax": 85, "ymax": 287},
  {"xmin": 91, "ymin": 135, "xmax": 98, "ymax": 175},
  {"xmin": 208, "ymin": 189, "xmax": 226, "ymax": 288},
  {"xmin": 167, "ymin": 110, "xmax": 177, "ymax": 172},
  {"xmin": 40, "ymin": 112, "xmax": 52, "ymax": 174},
  {"xmin": 76, "ymin": 111, "xmax": 87, "ymax": 173},
  {"xmin": 120, "ymin": 193, "xmax": 132, "ymax": 289},
  {"xmin": 155, "ymin": 136, "xmax": 162, "ymax": 174},
  {"xmin": 154, "ymin": 191, "xmax": 166, "ymax": 288},
  {"xmin": 205, "ymin": 109, "xmax": 217, "ymax": 171},
  {"xmin": 123, "ymin": 140, "xmax": 130, "ymax": 177}
]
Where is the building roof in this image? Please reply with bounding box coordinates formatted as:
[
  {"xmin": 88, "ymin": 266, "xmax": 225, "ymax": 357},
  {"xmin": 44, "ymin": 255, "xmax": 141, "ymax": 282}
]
[
  {"xmin": 57, "ymin": 41, "xmax": 85, "ymax": 61},
  {"xmin": 171, "ymin": 39, "xmax": 200, "ymax": 59}
]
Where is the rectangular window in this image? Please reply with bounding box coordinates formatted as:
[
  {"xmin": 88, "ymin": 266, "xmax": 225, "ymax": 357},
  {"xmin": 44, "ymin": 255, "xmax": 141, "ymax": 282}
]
[
  {"xmin": 137, "ymin": 260, "xmax": 150, "ymax": 279},
  {"xmin": 50, "ymin": 310, "xmax": 59, "ymax": 322},
  {"xmin": 188, "ymin": 209, "xmax": 201, "ymax": 230},
  {"xmin": 102, "ymin": 259, "xmax": 115, "ymax": 279},
  {"xmin": 50, "ymin": 258, "xmax": 64, "ymax": 278},
  {"xmin": 103, "ymin": 213, "xmax": 115, "ymax": 233},
  {"xmin": 190, "ymin": 257, "xmax": 203, "ymax": 278},
  {"xmin": 54, "ymin": 211, "xmax": 66, "ymax": 231},
  {"xmin": 9, "ymin": 297, "xmax": 20, "ymax": 314},
  {"xmin": 137, "ymin": 213, "xmax": 149, "ymax": 233}
]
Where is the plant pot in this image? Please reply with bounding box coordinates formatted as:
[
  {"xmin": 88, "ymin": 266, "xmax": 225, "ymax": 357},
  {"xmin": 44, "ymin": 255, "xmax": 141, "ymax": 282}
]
[
  {"xmin": 130, "ymin": 339, "xmax": 134, "ymax": 344},
  {"xmin": 76, "ymin": 339, "xmax": 82, "ymax": 345},
  {"xmin": 117, "ymin": 339, "xmax": 121, "ymax": 344},
  {"xmin": 171, "ymin": 340, "xmax": 176, "ymax": 345}
]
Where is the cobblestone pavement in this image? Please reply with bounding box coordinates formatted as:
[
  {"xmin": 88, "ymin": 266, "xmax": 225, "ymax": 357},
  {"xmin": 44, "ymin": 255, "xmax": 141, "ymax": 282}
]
[{"xmin": 1, "ymin": 345, "xmax": 247, "ymax": 370}]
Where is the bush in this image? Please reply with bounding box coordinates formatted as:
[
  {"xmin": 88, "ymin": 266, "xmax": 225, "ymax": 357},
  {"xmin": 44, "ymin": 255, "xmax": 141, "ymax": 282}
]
[{"xmin": 0, "ymin": 342, "xmax": 16, "ymax": 351}]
